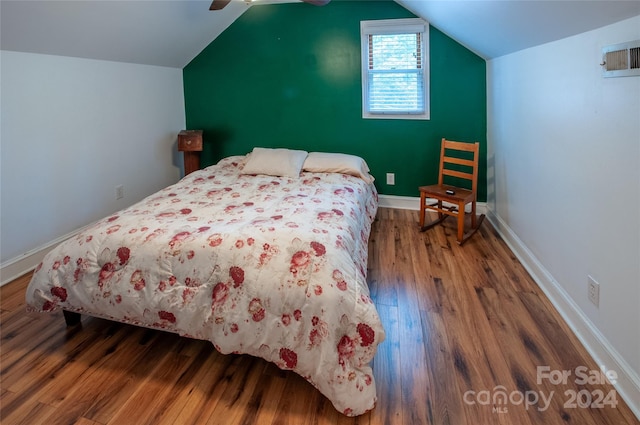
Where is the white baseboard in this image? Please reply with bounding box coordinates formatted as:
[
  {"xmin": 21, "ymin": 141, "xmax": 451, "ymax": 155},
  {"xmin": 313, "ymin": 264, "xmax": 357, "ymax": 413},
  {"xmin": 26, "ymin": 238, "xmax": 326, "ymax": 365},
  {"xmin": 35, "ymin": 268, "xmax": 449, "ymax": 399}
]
[
  {"xmin": 378, "ymin": 194, "xmax": 420, "ymax": 210},
  {"xmin": 0, "ymin": 224, "xmax": 92, "ymax": 287},
  {"xmin": 486, "ymin": 208, "xmax": 640, "ymax": 420},
  {"xmin": 378, "ymin": 194, "xmax": 488, "ymax": 215}
]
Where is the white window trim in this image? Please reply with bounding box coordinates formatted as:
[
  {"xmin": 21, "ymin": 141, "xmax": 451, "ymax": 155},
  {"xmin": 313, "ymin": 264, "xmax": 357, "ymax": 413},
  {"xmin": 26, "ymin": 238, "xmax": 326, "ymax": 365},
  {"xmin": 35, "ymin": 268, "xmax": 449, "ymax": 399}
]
[{"xmin": 361, "ymin": 18, "xmax": 430, "ymax": 120}]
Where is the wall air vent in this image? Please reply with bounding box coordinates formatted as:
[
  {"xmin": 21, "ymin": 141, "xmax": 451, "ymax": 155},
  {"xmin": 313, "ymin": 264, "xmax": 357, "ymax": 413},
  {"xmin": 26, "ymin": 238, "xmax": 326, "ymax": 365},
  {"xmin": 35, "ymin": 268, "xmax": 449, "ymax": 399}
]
[{"xmin": 601, "ymin": 40, "xmax": 640, "ymax": 78}]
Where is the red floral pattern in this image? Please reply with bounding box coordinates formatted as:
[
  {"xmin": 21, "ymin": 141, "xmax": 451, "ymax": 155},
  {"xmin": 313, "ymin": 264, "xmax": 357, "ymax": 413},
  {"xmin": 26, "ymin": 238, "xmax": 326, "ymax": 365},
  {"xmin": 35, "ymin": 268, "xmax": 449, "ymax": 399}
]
[
  {"xmin": 26, "ymin": 155, "xmax": 383, "ymax": 416},
  {"xmin": 279, "ymin": 347, "xmax": 298, "ymax": 369}
]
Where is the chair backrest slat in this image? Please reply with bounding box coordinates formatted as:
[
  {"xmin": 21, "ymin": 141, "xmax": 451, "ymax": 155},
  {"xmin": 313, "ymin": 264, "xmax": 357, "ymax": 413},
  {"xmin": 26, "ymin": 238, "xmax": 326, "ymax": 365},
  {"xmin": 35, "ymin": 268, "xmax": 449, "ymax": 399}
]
[
  {"xmin": 442, "ymin": 169, "xmax": 473, "ymax": 180},
  {"xmin": 443, "ymin": 156, "xmax": 474, "ymax": 168}
]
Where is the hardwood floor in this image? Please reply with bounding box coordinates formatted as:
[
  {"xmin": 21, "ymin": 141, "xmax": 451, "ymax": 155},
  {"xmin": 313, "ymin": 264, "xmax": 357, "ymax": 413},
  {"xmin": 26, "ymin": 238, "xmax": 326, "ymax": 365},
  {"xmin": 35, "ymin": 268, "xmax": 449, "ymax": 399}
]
[{"xmin": 1, "ymin": 207, "xmax": 637, "ymax": 425}]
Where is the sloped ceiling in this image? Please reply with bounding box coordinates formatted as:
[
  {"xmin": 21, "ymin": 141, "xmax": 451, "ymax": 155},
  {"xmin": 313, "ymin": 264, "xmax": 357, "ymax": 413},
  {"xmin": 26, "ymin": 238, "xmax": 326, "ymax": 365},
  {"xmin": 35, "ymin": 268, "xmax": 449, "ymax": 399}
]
[
  {"xmin": 397, "ymin": 0, "xmax": 640, "ymax": 59},
  {"xmin": 0, "ymin": 0, "xmax": 250, "ymax": 68},
  {"xmin": 1, "ymin": 0, "xmax": 639, "ymax": 68}
]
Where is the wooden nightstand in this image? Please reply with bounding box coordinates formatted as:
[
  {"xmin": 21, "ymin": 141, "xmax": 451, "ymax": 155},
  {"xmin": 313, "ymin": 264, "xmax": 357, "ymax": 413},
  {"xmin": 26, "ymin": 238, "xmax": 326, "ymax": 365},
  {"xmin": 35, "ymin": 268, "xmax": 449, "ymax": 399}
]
[{"xmin": 178, "ymin": 130, "xmax": 203, "ymax": 175}]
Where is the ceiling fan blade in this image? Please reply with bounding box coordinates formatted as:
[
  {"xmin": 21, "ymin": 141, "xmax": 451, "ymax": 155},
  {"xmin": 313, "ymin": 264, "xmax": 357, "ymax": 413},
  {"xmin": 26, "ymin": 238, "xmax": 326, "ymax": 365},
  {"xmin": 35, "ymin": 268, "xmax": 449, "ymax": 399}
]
[{"xmin": 209, "ymin": 0, "xmax": 231, "ymax": 10}]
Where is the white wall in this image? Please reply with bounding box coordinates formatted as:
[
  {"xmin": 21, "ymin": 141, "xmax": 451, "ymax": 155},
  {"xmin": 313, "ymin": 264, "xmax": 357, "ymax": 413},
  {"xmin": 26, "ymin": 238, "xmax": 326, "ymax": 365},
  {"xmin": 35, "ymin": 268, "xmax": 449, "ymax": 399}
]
[
  {"xmin": 487, "ymin": 16, "xmax": 639, "ymax": 413},
  {"xmin": 1, "ymin": 51, "xmax": 185, "ymax": 268}
]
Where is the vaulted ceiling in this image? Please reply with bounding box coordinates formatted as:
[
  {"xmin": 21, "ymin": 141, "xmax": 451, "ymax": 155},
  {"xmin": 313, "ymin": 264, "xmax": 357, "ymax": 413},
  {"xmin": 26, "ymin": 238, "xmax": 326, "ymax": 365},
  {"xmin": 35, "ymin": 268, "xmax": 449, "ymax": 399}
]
[
  {"xmin": 1, "ymin": 0, "xmax": 639, "ymax": 68},
  {"xmin": 1, "ymin": 0, "xmax": 250, "ymax": 68},
  {"xmin": 399, "ymin": 0, "xmax": 640, "ymax": 59}
]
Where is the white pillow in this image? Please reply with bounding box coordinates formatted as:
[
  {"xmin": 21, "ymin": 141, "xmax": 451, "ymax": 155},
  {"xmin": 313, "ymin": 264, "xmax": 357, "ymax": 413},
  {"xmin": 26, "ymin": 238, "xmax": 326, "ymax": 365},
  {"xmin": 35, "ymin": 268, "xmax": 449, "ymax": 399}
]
[
  {"xmin": 240, "ymin": 147, "xmax": 308, "ymax": 178},
  {"xmin": 303, "ymin": 152, "xmax": 375, "ymax": 183}
]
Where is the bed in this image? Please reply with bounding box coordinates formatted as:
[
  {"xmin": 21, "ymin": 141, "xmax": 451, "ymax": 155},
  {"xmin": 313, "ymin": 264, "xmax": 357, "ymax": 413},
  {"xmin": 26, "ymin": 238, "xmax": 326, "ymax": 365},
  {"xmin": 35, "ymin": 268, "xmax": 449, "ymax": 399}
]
[{"xmin": 25, "ymin": 148, "xmax": 384, "ymax": 416}]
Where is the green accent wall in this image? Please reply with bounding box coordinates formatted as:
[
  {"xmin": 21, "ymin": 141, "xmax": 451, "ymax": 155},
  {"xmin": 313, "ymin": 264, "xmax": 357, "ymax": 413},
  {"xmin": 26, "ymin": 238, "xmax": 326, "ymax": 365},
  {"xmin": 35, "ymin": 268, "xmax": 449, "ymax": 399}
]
[{"xmin": 183, "ymin": 0, "xmax": 486, "ymax": 200}]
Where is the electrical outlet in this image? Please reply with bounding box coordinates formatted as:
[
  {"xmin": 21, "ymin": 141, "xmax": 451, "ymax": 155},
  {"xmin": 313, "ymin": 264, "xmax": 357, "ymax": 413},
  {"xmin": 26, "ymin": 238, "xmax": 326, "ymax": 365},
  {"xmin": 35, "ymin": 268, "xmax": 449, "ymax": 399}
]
[
  {"xmin": 386, "ymin": 173, "xmax": 395, "ymax": 185},
  {"xmin": 115, "ymin": 185, "xmax": 124, "ymax": 200},
  {"xmin": 587, "ymin": 275, "xmax": 600, "ymax": 307}
]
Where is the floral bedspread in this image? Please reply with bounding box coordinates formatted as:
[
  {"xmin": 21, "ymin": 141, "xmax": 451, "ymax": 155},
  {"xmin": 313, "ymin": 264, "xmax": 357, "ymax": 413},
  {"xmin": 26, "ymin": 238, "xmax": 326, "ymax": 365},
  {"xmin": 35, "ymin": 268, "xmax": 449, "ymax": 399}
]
[{"xmin": 26, "ymin": 155, "xmax": 384, "ymax": 416}]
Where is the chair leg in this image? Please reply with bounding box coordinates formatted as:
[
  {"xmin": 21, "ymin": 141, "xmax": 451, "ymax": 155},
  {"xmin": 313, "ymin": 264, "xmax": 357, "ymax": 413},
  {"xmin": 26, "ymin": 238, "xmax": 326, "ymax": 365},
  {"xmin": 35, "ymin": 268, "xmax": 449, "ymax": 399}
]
[
  {"xmin": 419, "ymin": 194, "xmax": 451, "ymax": 232},
  {"xmin": 457, "ymin": 202, "xmax": 465, "ymax": 243},
  {"xmin": 419, "ymin": 191, "xmax": 426, "ymax": 227},
  {"xmin": 471, "ymin": 201, "xmax": 477, "ymax": 228}
]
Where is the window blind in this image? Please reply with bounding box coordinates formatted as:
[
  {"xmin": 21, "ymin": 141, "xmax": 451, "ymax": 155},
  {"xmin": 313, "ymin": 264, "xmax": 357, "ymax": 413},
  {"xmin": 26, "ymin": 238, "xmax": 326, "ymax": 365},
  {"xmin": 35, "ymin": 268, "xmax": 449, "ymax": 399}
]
[{"xmin": 367, "ymin": 32, "xmax": 424, "ymax": 114}]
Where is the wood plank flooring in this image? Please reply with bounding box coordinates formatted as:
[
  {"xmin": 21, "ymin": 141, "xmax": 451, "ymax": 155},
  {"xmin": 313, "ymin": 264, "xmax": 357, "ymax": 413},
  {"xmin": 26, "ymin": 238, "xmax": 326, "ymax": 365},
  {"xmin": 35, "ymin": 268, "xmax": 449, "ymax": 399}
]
[{"xmin": 1, "ymin": 207, "xmax": 637, "ymax": 425}]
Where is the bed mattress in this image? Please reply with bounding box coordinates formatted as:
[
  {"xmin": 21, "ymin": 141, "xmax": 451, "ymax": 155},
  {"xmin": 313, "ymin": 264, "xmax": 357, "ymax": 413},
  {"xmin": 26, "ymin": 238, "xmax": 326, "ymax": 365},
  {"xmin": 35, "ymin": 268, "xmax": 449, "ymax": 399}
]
[{"xmin": 26, "ymin": 155, "xmax": 384, "ymax": 416}]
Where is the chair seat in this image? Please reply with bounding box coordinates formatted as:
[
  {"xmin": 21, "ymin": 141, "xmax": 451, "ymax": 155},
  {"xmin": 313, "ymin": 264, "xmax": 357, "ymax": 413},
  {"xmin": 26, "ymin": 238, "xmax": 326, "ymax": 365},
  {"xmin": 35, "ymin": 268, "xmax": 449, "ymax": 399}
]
[{"xmin": 419, "ymin": 184, "xmax": 474, "ymax": 204}]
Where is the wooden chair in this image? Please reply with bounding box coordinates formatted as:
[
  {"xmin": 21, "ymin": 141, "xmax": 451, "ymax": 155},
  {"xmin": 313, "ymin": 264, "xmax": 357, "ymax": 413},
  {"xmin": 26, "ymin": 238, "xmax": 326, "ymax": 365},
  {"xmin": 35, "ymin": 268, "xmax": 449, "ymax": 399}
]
[{"xmin": 419, "ymin": 138, "xmax": 485, "ymax": 245}]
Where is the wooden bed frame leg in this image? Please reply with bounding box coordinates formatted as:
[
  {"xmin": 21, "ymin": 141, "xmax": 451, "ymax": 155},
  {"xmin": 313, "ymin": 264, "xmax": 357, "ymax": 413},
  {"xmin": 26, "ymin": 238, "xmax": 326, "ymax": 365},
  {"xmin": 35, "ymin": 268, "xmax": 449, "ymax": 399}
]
[{"xmin": 63, "ymin": 310, "xmax": 81, "ymax": 327}]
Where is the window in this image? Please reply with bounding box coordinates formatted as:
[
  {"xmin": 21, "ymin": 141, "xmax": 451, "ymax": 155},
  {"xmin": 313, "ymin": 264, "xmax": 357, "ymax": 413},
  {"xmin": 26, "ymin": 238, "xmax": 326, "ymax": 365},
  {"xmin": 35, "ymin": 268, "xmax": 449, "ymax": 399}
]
[{"xmin": 361, "ymin": 18, "xmax": 429, "ymax": 120}]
